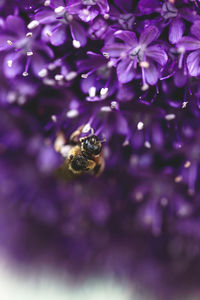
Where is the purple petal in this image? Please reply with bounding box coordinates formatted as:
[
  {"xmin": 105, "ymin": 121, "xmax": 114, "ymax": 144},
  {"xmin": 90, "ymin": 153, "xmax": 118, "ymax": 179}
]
[
  {"xmin": 177, "ymin": 36, "xmax": 200, "ymax": 51},
  {"xmin": 114, "ymin": 30, "xmax": 138, "ymax": 48},
  {"xmin": 169, "ymin": 18, "xmax": 185, "ymax": 44},
  {"xmin": 70, "ymin": 20, "xmax": 87, "ymax": 46},
  {"xmin": 3, "ymin": 53, "xmax": 23, "ymax": 78},
  {"xmin": 5, "ymin": 15, "xmax": 26, "ymax": 36},
  {"xmin": 77, "ymin": 52, "xmax": 106, "ymax": 72},
  {"xmin": 31, "ymin": 53, "xmax": 47, "ymax": 77},
  {"xmin": 146, "ymin": 45, "xmax": 168, "ymax": 66},
  {"xmin": 78, "ymin": 7, "xmax": 98, "ymax": 22},
  {"xmin": 35, "ymin": 8, "xmax": 56, "ymax": 24},
  {"xmin": 187, "ymin": 49, "xmax": 200, "ymax": 76},
  {"xmin": 191, "ymin": 21, "xmax": 200, "ymax": 40},
  {"xmin": 144, "ymin": 63, "xmax": 158, "ymax": 85},
  {"xmin": 174, "ymin": 69, "xmax": 187, "ymax": 87},
  {"xmin": 102, "ymin": 43, "xmax": 130, "ymax": 57},
  {"xmin": 117, "ymin": 58, "xmax": 135, "ymax": 83},
  {"xmin": 50, "ymin": 26, "xmax": 67, "ymax": 46},
  {"xmin": 139, "ymin": 26, "xmax": 159, "ymax": 46},
  {"xmin": 138, "ymin": 0, "xmax": 161, "ymax": 14},
  {"xmin": 181, "ymin": 8, "xmax": 200, "ymax": 23}
]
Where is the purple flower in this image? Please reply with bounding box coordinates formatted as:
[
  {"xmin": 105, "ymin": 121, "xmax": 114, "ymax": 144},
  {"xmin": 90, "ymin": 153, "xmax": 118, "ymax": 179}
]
[
  {"xmin": 178, "ymin": 21, "xmax": 200, "ymax": 76},
  {"xmin": 102, "ymin": 26, "xmax": 168, "ymax": 86},
  {"xmin": 33, "ymin": 0, "xmax": 87, "ymax": 47},
  {"xmin": 0, "ymin": 15, "xmax": 54, "ymax": 78}
]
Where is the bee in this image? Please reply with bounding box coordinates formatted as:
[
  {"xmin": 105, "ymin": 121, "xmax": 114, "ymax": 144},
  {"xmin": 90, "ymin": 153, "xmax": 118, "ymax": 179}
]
[{"xmin": 56, "ymin": 125, "xmax": 105, "ymax": 177}]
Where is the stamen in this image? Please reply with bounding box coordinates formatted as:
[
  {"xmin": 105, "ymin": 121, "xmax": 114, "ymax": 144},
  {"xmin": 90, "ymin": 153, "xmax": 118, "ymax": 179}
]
[
  {"xmin": 38, "ymin": 68, "xmax": 48, "ymax": 78},
  {"xmin": 54, "ymin": 6, "xmax": 65, "ymax": 14},
  {"xmin": 184, "ymin": 161, "xmax": 191, "ymax": 168},
  {"xmin": 72, "ymin": 40, "xmax": 81, "ymax": 48},
  {"xmin": 89, "ymin": 86, "xmax": 96, "ymax": 98},
  {"xmin": 81, "ymin": 74, "xmax": 88, "ymax": 78},
  {"xmin": 82, "ymin": 123, "xmax": 91, "ymax": 133},
  {"xmin": 137, "ymin": 121, "xmax": 144, "ymax": 130},
  {"xmin": 65, "ymin": 71, "xmax": 77, "ymax": 81},
  {"xmin": 43, "ymin": 78, "xmax": 55, "ymax": 86},
  {"xmin": 26, "ymin": 32, "xmax": 33, "ymax": 38},
  {"xmin": 7, "ymin": 60, "xmax": 13, "ymax": 68},
  {"xmin": 66, "ymin": 109, "xmax": 79, "ymax": 118},
  {"xmin": 182, "ymin": 101, "xmax": 188, "ymax": 109},
  {"xmin": 104, "ymin": 14, "xmax": 110, "ymax": 20},
  {"xmin": 174, "ymin": 175, "xmax": 183, "ymax": 183},
  {"xmin": 7, "ymin": 40, "xmax": 13, "ymax": 45},
  {"xmin": 100, "ymin": 87, "xmax": 108, "ymax": 98},
  {"xmin": 51, "ymin": 115, "xmax": 57, "ymax": 122},
  {"xmin": 144, "ymin": 141, "xmax": 151, "ymax": 148},
  {"xmin": 140, "ymin": 61, "xmax": 150, "ymax": 68},
  {"xmin": 27, "ymin": 20, "xmax": 39, "ymax": 30},
  {"xmin": 22, "ymin": 72, "xmax": 29, "ymax": 77},
  {"xmin": 103, "ymin": 52, "xmax": 109, "ymax": 59},
  {"xmin": 55, "ymin": 74, "xmax": 64, "ymax": 81},
  {"xmin": 82, "ymin": 9, "xmax": 89, "ymax": 15},
  {"xmin": 165, "ymin": 113, "xmax": 176, "ymax": 121},
  {"xmin": 44, "ymin": 0, "xmax": 51, "ymax": 6},
  {"xmin": 27, "ymin": 51, "xmax": 33, "ymax": 56}
]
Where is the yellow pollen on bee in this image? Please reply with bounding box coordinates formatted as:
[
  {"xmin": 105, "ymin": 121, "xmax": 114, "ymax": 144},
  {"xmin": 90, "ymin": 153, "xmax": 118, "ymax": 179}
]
[
  {"xmin": 140, "ymin": 61, "xmax": 150, "ymax": 68},
  {"xmin": 54, "ymin": 132, "xmax": 66, "ymax": 152},
  {"xmin": 184, "ymin": 161, "xmax": 191, "ymax": 168},
  {"xmin": 174, "ymin": 175, "xmax": 183, "ymax": 183}
]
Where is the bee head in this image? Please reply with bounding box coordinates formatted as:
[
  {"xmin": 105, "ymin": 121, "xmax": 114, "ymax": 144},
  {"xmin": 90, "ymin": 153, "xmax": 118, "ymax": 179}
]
[{"xmin": 82, "ymin": 135, "xmax": 102, "ymax": 156}]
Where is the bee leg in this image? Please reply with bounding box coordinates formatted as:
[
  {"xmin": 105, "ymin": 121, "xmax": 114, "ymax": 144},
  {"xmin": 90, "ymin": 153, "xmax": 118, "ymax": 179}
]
[
  {"xmin": 93, "ymin": 156, "xmax": 105, "ymax": 177},
  {"xmin": 86, "ymin": 159, "xmax": 97, "ymax": 172},
  {"xmin": 69, "ymin": 125, "xmax": 85, "ymax": 144}
]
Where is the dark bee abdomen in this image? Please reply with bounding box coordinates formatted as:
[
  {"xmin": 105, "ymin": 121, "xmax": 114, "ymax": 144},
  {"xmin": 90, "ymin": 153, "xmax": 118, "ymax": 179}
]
[{"xmin": 71, "ymin": 155, "xmax": 88, "ymax": 171}]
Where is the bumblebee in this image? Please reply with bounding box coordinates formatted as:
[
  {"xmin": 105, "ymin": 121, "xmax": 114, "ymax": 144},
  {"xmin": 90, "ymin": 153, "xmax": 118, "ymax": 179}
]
[{"xmin": 58, "ymin": 125, "xmax": 105, "ymax": 177}]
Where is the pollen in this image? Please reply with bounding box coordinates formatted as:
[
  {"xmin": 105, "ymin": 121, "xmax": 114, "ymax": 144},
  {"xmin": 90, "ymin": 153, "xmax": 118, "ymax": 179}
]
[
  {"xmin": 66, "ymin": 109, "xmax": 79, "ymax": 118},
  {"xmin": 184, "ymin": 161, "xmax": 191, "ymax": 168},
  {"xmin": 38, "ymin": 68, "xmax": 48, "ymax": 78},
  {"xmin": 22, "ymin": 72, "xmax": 29, "ymax": 77},
  {"xmin": 89, "ymin": 86, "xmax": 96, "ymax": 98},
  {"xmin": 137, "ymin": 121, "xmax": 144, "ymax": 130},
  {"xmin": 55, "ymin": 74, "xmax": 64, "ymax": 81},
  {"xmin": 7, "ymin": 60, "xmax": 13, "ymax": 68},
  {"xmin": 174, "ymin": 175, "xmax": 183, "ymax": 183},
  {"xmin": 141, "ymin": 83, "xmax": 149, "ymax": 91},
  {"xmin": 65, "ymin": 71, "xmax": 77, "ymax": 81},
  {"xmin": 54, "ymin": 6, "xmax": 65, "ymax": 14},
  {"xmin": 54, "ymin": 132, "xmax": 66, "ymax": 152},
  {"xmin": 44, "ymin": 0, "xmax": 51, "ymax": 6},
  {"xmin": 26, "ymin": 32, "xmax": 33, "ymax": 38},
  {"xmin": 72, "ymin": 40, "xmax": 81, "ymax": 48},
  {"xmin": 27, "ymin": 51, "xmax": 33, "ymax": 56},
  {"xmin": 81, "ymin": 74, "xmax": 88, "ymax": 78},
  {"xmin": 165, "ymin": 113, "xmax": 176, "ymax": 121},
  {"xmin": 7, "ymin": 40, "xmax": 13, "ymax": 45},
  {"xmin": 27, "ymin": 20, "xmax": 39, "ymax": 30},
  {"xmin": 140, "ymin": 61, "xmax": 150, "ymax": 68}
]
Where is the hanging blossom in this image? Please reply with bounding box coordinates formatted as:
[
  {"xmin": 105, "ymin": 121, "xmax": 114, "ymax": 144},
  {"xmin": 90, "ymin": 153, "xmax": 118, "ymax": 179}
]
[{"xmin": 102, "ymin": 26, "xmax": 168, "ymax": 88}]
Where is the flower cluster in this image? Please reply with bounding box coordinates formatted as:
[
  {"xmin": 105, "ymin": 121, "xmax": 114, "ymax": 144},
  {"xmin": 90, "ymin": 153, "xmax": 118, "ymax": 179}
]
[{"xmin": 2, "ymin": 0, "xmax": 200, "ymax": 295}]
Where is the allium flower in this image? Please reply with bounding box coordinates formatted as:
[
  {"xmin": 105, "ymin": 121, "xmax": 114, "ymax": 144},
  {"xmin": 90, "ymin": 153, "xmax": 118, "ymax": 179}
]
[
  {"xmin": 3, "ymin": 1, "xmax": 200, "ymax": 299},
  {"xmin": 102, "ymin": 26, "xmax": 168, "ymax": 86}
]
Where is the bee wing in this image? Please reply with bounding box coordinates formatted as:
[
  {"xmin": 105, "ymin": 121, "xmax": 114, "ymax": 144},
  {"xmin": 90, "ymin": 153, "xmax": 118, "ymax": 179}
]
[{"xmin": 60, "ymin": 145, "xmax": 73, "ymax": 158}]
